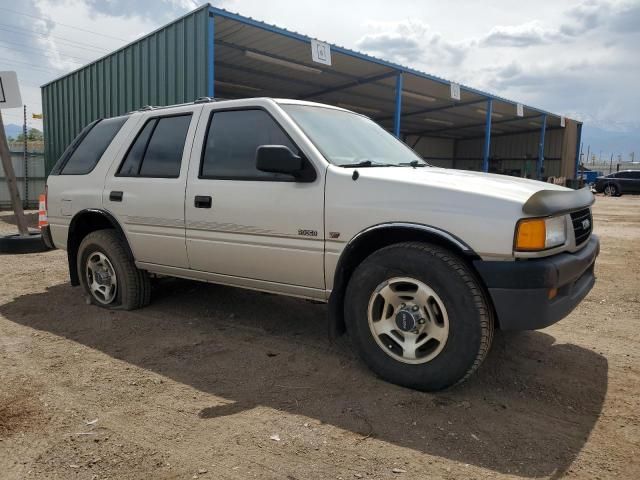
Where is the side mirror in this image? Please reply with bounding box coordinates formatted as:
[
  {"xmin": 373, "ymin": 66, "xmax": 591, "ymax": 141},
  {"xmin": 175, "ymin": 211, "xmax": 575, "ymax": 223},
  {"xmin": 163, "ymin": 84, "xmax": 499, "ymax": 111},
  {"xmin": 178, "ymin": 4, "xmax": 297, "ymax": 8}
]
[{"xmin": 256, "ymin": 145, "xmax": 303, "ymax": 177}]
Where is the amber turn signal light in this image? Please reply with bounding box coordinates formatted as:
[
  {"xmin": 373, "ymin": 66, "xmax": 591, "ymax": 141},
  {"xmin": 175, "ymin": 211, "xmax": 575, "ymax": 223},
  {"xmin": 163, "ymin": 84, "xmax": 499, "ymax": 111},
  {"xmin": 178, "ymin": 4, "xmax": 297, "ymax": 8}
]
[{"xmin": 515, "ymin": 218, "xmax": 546, "ymax": 251}]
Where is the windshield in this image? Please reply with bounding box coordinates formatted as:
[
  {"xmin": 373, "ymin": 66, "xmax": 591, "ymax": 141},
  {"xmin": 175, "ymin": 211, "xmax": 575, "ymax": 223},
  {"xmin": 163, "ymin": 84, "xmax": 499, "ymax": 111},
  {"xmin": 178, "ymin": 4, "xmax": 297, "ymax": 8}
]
[{"xmin": 281, "ymin": 104, "xmax": 427, "ymax": 167}]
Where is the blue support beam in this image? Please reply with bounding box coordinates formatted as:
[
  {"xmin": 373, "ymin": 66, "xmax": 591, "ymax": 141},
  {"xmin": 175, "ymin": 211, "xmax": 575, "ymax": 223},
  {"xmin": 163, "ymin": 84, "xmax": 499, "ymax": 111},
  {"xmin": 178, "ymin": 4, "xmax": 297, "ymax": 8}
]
[
  {"xmin": 537, "ymin": 114, "xmax": 548, "ymax": 180},
  {"xmin": 207, "ymin": 12, "xmax": 215, "ymax": 98},
  {"xmin": 393, "ymin": 73, "xmax": 403, "ymax": 138},
  {"xmin": 482, "ymin": 98, "xmax": 492, "ymax": 172}
]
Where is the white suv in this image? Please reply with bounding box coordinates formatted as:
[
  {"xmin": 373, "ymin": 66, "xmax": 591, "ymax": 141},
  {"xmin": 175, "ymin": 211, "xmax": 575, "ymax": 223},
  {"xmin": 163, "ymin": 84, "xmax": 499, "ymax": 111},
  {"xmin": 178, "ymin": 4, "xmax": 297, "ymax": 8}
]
[{"xmin": 44, "ymin": 98, "xmax": 599, "ymax": 391}]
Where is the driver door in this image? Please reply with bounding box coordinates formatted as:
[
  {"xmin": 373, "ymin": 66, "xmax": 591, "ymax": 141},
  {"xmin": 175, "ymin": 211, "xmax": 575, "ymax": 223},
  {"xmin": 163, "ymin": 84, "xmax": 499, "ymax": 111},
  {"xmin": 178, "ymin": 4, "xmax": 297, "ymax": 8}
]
[{"xmin": 185, "ymin": 106, "xmax": 325, "ymax": 291}]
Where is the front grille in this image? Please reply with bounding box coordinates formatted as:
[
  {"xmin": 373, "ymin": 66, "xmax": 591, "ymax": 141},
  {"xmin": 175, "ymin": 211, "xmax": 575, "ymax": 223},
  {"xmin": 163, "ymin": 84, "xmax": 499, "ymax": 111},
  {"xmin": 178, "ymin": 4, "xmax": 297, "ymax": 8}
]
[{"xmin": 570, "ymin": 208, "xmax": 593, "ymax": 246}]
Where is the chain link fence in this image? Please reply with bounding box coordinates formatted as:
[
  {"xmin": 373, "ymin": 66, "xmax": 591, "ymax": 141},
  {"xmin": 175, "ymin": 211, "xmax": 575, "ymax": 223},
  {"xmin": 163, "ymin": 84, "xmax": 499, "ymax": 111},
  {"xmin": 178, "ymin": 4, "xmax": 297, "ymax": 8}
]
[{"xmin": 0, "ymin": 141, "xmax": 45, "ymax": 210}]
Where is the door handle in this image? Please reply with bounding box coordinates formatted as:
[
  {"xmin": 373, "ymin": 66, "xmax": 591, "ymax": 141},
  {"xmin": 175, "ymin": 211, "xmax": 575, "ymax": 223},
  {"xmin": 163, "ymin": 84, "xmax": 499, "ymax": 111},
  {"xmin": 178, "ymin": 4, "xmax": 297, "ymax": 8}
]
[
  {"xmin": 194, "ymin": 195, "xmax": 212, "ymax": 208},
  {"xmin": 109, "ymin": 191, "xmax": 123, "ymax": 202}
]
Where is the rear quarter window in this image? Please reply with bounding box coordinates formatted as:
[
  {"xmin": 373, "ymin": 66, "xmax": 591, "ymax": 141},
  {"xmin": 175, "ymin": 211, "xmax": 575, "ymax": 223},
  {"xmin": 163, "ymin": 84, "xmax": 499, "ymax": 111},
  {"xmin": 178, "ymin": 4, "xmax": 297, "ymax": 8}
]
[{"xmin": 59, "ymin": 116, "xmax": 128, "ymax": 175}]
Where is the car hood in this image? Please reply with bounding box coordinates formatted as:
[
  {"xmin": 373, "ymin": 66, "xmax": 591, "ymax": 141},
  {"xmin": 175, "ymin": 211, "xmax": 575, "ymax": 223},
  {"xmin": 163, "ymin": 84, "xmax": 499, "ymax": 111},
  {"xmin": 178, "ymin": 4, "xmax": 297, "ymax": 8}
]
[{"xmin": 354, "ymin": 166, "xmax": 569, "ymax": 205}]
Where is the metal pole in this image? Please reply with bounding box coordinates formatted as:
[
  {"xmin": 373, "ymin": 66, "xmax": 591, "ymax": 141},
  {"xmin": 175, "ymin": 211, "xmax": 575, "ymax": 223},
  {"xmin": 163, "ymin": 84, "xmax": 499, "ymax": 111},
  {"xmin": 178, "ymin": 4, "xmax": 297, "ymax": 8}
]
[
  {"xmin": 452, "ymin": 139, "xmax": 458, "ymax": 169},
  {"xmin": 482, "ymin": 98, "xmax": 492, "ymax": 173},
  {"xmin": 0, "ymin": 111, "xmax": 30, "ymax": 236},
  {"xmin": 393, "ymin": 72, "xmax": 403, "ymax": 138},
  {"xmin": 537, "ymin": 114, "xmax": 547, "ymax": 180},
  {"xmin": 609, "ymin": 153, "xmax": 613, "ymax": 174},
  {"xmin": 23, "ymin": 104, "xmax": 28, "ymax": 209},
  {"xmin": 585, "ymin": 145, "xmax": 591, "ymax": 167},
  {"xmin": 207, "ymin": 11, "xmax": 215, "ymax": 98},
  {"xmin": 574, "ymin": 123, "xmax": 582, "ymax": 181}
]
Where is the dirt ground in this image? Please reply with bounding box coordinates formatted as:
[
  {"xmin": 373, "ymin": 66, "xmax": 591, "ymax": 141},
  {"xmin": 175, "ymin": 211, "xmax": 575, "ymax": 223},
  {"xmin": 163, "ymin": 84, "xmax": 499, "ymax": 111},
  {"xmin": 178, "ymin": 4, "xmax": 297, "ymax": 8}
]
[{"xmin": 0, "ymin": 196, "xmax": 638, "ymax": 480}]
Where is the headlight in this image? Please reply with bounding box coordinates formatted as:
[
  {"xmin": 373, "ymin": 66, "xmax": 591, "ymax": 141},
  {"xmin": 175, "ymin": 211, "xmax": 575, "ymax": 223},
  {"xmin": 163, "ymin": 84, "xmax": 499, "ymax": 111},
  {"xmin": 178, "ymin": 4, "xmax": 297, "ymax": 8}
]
[{"xmin": 515, "ymin": 216, "xmax": 567, "ymax": 251}]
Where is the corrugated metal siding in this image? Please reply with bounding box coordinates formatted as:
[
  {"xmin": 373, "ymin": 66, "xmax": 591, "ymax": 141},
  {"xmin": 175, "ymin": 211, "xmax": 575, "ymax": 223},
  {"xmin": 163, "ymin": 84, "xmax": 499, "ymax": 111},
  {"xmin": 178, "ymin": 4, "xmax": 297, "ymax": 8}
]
[
  {"xmin": 407, "ymin": 129, "xmax": 570, "ymax": 178},
  {"xmin": 41, "ymin": 6, "xmax": 210, "ymax": 174}
]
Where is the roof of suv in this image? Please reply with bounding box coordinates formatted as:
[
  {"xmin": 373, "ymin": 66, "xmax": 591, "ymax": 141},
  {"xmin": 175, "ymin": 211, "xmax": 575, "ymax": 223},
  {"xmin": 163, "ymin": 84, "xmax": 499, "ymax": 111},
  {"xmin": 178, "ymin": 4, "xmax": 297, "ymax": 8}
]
[{"xmin": 127, "ymin": 97, "xmax": 347, "ymax": 115}]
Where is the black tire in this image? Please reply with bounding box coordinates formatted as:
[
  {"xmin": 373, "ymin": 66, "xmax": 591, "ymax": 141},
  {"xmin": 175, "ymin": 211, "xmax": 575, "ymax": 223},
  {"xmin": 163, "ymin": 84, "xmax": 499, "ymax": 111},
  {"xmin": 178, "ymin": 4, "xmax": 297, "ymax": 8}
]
[
  {"xmin": 0, "ymin": 231, "xmax": 49, "ymax": 254},
  {"xmin": 77, "ymin": 229, "xmax": 150, "ymax": 310},
  {"xmin": 345, "ymin": 241, "xmax": 493, "ymax": 391},
  {"xmin": 603, "ymin": 183, "xmax": 619, "ymax": 196}
]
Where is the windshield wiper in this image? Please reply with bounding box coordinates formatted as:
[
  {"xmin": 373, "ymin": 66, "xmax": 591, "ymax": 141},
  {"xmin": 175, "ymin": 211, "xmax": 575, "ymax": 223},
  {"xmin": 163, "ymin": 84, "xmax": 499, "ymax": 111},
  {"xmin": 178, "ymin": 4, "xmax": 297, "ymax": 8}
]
[
  {"xmin": 338, "ymin": 160, "xmax": 394, "ymax": 168},
  {"xmin": 399, "ymin": 160, "xmax": 428, "ymax": 168}
]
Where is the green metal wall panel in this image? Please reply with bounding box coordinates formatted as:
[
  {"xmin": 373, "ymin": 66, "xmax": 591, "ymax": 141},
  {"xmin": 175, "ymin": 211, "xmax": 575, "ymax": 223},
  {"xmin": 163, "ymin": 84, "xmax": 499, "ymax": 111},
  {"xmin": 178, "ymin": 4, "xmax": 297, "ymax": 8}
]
[{"xmin": 41, "ymin": 6, "xmax": 210, "ymax": 173}]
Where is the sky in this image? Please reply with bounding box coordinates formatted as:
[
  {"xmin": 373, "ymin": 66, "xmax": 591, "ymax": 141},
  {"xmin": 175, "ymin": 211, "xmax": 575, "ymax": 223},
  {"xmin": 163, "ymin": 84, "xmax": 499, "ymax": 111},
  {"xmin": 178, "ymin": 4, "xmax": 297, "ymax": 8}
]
[{"xmin": 1, "ymin": 0, "xmax": 638, "ymax": 162}]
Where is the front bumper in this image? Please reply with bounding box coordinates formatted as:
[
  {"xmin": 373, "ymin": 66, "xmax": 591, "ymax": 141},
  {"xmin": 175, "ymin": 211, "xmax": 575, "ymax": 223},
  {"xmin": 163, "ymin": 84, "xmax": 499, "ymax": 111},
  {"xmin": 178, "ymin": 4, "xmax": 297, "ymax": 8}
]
[{"xmin": 473, "ymin": 235, "xmax": 600, "ymax": 331}]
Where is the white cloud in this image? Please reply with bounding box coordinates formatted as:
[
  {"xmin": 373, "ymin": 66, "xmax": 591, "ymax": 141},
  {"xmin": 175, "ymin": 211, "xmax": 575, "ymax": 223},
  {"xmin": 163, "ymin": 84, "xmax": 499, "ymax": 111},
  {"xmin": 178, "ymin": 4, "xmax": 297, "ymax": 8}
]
[
  {"xmin": 356, "ymin": 20, "xmax": 468, "ymax": 67},
  {"xmin": 481, "ymin": 21, "xmax": 564, "ymax": 47}
]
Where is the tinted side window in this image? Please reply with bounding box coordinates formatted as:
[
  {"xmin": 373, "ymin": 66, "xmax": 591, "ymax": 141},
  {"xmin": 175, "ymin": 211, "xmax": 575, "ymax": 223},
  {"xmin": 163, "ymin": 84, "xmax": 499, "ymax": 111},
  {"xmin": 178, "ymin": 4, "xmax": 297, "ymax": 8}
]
[
  {"xmin": 140, "ymin": 115, "xmax": 191, "ymax": 177},
  {"xmin": 61, "ymin": 116, "xmax": 128, "ymax": 174},
  {"xmin": 618, "ymin": 171, "xmax": 638, "ymax": 179},
  {"xmin": 118, "ymin": 120, "xmax": 155, "ymax": 176},
  {"xmin": 118, "ymin": 114, "xmax": 191, "ymax": 178},
  {"xmin": 632, "ymin": 172, "xmax": 640, "ymax": 179},
  {"xmin": 200, "ymin": 109, "xmax": 299, "ymax": 180}
]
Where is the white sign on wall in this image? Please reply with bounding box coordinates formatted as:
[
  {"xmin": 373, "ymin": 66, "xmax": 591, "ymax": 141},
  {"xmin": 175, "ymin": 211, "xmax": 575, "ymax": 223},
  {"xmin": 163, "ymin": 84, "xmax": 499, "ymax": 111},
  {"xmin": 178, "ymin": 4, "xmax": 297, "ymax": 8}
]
[
  {"xmin": 0, "ymin": 71, "xmax": 22, "ymax": 109},
  {"xmin": 560, "ymin": 116, "xmax": 566, "ymax": 127},
  {"xmin": 516, "ymin": 103, "xmax": 524, "ymax": 117},
  {"xmin": 450, "ymin": 82, "xmax": 461, "ymax": 101},
  {"xmin": 311, "ymin": 39, "xmax": 331, "ymax": 66}
]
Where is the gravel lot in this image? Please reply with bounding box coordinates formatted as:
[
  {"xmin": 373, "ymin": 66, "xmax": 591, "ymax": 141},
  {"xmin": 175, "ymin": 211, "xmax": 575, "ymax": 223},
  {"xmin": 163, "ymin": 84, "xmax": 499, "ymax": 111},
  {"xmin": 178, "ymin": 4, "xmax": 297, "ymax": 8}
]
[{"xmin": 1, "ymin": 195, "xmax": 638, "ymax": 480}]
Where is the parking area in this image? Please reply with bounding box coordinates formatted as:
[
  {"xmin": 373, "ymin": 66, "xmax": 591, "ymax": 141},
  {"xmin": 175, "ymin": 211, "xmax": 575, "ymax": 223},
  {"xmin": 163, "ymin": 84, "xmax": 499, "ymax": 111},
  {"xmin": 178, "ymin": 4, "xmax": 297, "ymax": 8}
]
[{"xmin": 0, "ymin": 196, "xmax": 638, "ymax": 480}]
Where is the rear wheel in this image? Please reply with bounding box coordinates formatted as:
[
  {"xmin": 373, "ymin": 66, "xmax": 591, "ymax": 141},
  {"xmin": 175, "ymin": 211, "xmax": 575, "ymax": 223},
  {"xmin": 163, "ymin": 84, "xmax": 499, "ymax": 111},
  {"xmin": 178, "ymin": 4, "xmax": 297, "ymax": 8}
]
[
  {"xmin": 78, "ymin": 230, "xmax": 150, "ymax": 310},
  {"xmin": 604, "ymin": 184, "xmax": 619, "ymax": 196},
  {"xmin": 345, "ymin": 242, "xmax": 493, "ymax": 391}
]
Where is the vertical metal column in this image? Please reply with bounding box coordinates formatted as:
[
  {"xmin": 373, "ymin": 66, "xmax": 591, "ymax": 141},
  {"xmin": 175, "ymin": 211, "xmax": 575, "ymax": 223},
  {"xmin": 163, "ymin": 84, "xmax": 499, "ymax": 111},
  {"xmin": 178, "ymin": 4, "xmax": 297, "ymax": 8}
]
[
  {"xmin": 23, "ymin": 105, "xmax": 28, "ymax": 208},
  {"xmin": 537, "ymin": 114, "xmax": 547, "ymax": 180},
  {"xmin": 481, "ymin": 98, "xmax": 492, "ymax": 172},
  {"xmin": 207, "ymin": 11, "xmax": 215, "ymax": 98},
  {"xmin": 393, "ymin": 72, "xmax": 403, "ymax": 138},
  {"xmin": 574, "ymin": 122, "xmax": 583, "ymax": 181}
]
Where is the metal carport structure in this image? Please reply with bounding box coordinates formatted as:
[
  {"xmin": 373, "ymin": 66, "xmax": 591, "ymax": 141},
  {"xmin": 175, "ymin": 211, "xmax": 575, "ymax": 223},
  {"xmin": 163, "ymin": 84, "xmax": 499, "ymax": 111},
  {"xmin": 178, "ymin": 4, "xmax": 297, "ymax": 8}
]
[{"xmin": 42, "ymin": 3, "xmax": 582, "ymax": 181}]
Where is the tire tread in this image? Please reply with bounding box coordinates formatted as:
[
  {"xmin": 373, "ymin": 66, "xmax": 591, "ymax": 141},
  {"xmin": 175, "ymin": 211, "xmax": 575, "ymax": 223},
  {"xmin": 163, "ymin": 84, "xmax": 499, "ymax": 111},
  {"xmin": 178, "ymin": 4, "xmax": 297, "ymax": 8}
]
[{"xmin": 78, "ymin": 229, "xmax": 150, "ymax": 310}]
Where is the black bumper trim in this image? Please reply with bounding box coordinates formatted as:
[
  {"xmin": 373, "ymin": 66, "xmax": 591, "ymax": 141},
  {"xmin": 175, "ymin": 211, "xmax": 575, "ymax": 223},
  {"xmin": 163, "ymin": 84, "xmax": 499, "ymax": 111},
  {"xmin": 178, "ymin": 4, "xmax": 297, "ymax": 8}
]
[
  {"xmin": 474, "ymin": 236, "xmax": 599, "ymax": 331},
  {"xmin": 473, "ymin": 236, "xmax": 599, "ymax": 289}
]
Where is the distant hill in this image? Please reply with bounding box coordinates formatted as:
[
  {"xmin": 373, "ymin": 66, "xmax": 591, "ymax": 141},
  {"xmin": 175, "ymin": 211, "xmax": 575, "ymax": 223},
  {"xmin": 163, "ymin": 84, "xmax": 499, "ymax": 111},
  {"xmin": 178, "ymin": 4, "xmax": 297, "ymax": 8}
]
[{"xmin": 3, "ymin": 123, "xmax": 22, "ymax": 139}]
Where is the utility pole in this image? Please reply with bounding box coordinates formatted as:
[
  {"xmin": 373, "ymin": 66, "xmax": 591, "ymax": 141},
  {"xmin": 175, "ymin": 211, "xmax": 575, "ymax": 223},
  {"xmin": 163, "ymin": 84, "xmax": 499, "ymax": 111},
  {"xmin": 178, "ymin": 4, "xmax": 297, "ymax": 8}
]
[
  {"xmin": 23, "ymin": 104, "xmax": 28, "ymax": 209},
  {"xmin": 609, "ymin": 153, "xmax": 613, "ymax": 174}
]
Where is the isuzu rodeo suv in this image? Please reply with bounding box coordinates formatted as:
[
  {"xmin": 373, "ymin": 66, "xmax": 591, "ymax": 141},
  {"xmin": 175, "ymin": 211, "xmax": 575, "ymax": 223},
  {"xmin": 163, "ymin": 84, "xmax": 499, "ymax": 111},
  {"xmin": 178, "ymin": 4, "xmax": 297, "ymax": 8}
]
[{"xmin": 43, "ymin": 98, "xmax": 599, "ymax": 391}]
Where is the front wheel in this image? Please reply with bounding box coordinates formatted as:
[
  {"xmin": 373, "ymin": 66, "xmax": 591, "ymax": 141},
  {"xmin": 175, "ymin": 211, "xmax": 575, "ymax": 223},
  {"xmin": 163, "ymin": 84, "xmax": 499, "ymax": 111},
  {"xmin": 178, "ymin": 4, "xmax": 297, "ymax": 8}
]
[
  {"xmin": 603, "ymin": 184, "xmax": 619, "ymax": 196},
  {"xmin": 345, "ymin": 242, "xmax": 493, "ymax": 391},
  {"xmin": 78, "ymin": 230, "xmax": 150, "ymax": 310}
]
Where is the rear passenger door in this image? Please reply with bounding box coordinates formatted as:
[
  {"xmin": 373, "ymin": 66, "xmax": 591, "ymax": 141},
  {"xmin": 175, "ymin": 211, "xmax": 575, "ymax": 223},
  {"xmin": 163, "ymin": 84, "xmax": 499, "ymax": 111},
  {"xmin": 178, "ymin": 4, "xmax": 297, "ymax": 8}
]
[
  {"xmin": 103, "ymin": 106, "xmax": 201, "ymax": 269},
  {"xmin": 184, "ymin": 106, "xmax": 325, "ymax": 291}
]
